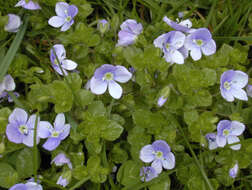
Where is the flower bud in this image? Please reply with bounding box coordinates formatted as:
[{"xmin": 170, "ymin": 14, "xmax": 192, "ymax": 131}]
[
  {"xmin": 97, "ymin": 19, "xmax": 109, "ymax": 34},
  {"xmin": 157, "ymin": 86, "xmax": 170, "ymax": 107}
]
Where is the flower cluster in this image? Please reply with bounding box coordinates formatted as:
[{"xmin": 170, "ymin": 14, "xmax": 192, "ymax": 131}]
[
  {"xmin": 154, "ymin": 16, "xmax": 216, "ymax": 64},
  {"xmin": 139, "ymin": 140, "xmax": 175, "ymax": 181}
]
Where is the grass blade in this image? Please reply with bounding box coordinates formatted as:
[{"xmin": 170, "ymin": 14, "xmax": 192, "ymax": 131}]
[{"xmin": 0, "ymin": 15, "xmax": 29, "ymax": 81}]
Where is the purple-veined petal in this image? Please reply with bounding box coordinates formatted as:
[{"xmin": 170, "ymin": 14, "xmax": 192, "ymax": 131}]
[
  {"xmin": 51, "ymin": 153, "xmax": 72, "ymax": 169},
  {"xmin": 59, "ymin": 124, "xmax": 70, "ymax": 140},
  {"xmin": 48, "ymin": 16, "xmax": 65, "ymax": 28},
  {"xmin": 157, "ymin": 96, "xmax": 167, "ymax": 107},
  {"xmin": 22, "ymin": 130, "xmax": 38, "ymax": 147},
  {"xmin": 220, "ymin": 89, "xmax": 234, "ymax": 102},
  {"xmin": 50, "ymin": 44, "xmax": 66, "ymax": 63},
  {"xmin": 216, "ymin": 135, "xmax": 226, "ymax": 147},
  {"xmin": 55, "ymin": 2, "xmax": 69, "ymax": 17},
  {"xmin": 178, "ymin": 46, "xmax": 188, "ymax": 59},
  {"xmin": 170, "ymin": 31, "xmax": 185, "ymax": 49},
  {"xmin": 54, "ymin": 113, "xmax": 65, "ymax": 130},
  {"xmin": 152, "ymin": 140, "xmax": 170, "ymax": 157},
  {"xmin": 230, "ymin": 88, "xmax": 248, "ymax": 101},
  {"xmin": 108, "ymin": 80, "xmax": 123, "ymax": 99},
  {"xmin": 52, "ymin": 65, "xmax": 68, "ymax": 76},
  {"xmin": 90, "ymin": 77, "xmax": 108, "ymax": 95},
  {"xmin": 26, "ymin": 114, "xmax": 38, "ymax": 129},
  {"xmin": 114, "ymin": 66, "xmax": 132, "ymax": 83},
  {"xmin": 9, "ymin": 108, "xmax": 28, "ymax": 125},
  {"xmin": 140, "ymin": 145, "xmax": 155, "ymax": 163},
  {"xmin": 61, "ymin": 22, "xmax": 72, "ymax": 32},
  {"xmin": 4, "ymin": 14, "xmax": 21, "ymax": 33},
  {"xmin": 201, "ymin": 39, "xmax": 216, "ymax": 56},
  {"xmin": 162, "ymin": 152, "xmax": 175, "ymax": 169},
  {"xmin": 57, "ymin": 176, "xmax": 68, "ymax": 187},
  {"xmin": 6, "ymin": 124, "xmax": 23, "ymax": 144},
  {"xmin": 117, "ymin": 30, "xmax": 136, "ymax": 46},
  {"xmin": 217, "ymin": 120, "xmax": 231, "ymax": 136},
  {"xmin": 179, "ymin": 19, "xmax": 192, "ymax": 28},
  {"xmin": 15, "ymin": 0, "xmax": 26, "ymax": 7},
  {"xmin": 227, "ymin": 136, "xmax": 241, "ymax": 150},
  {"xmin": 93, "ymin": 64, "xmax": 116, "ymax": 79},
  {"xmin": 25, "ymin": 182, "xmax": 43, "ymax": 190},
  {"xmin": 140, "ymin": 166, "xmax": 158, "ymax": 182},
  {"xmin": 23, "ymin": 1, "xmax": 41, "ymax": 10},
  {"xmin": 68, "ymin": 5, "xmax": 78, "ymax": 18},
  {"xmin": 151, "ymin": 159, "xmax": 163, "ymax": 174},
  {"xmin": 38, "ymin": 121, "xmax": 52, "ymax": 138},
  {"xmin": 232, "ymin": 71, "xmax": 248, "ymax": 89},
  {"xmin": 43, "ymin": 138, "xmax": 61, "ymax": 151},
  {"xmin": 190, "ymin": 47, "xmax": 202, "ymax": 61},
  {"xmin": 154, "ymin": 33, "xmax": 168, "ymax": 49},
  {"xmin": 230, "ymin": 121, "xmax": 245, "ymax": 136},
  {"xmin": 229, "ymin": 163, "xmax": 238, "ymax": 178},
  {"xmin": 62, "ymin": 59, "xmax": 78, "ymax": 71},
  {"xmin": 170, "ymin": 49, "xmax": 184, "ymax": 64}
]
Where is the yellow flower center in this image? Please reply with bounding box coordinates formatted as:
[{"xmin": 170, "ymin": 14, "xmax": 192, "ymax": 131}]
[
  {"xmin": 103, "ymin": 72, "xmax": 114, "ymax": 81},
  {"xmin": 19, "ymin": 125, "xmax": 28, "ymax": 135},
  {"xmin": 195, "ymin": 39, "xmax": 203, "ymax": 46},
  {"xmin": 65, "ymin": 16, "xmax": 72, "ymax": 22},
  {"xmin": 223, "ymin": 129, "xmax": 229, "ymax": 136},
  {"xmin": 52, "ymin": 131, "xmax": 60, "ymax": 138},
  {"xmin": 224, "ymin": 81, "xmax": 231, "ymax": 90}
]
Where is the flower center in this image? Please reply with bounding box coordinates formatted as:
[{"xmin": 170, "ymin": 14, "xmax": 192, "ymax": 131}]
[
  {"xmin": 54, "ymin": 59, "xmax": 60, "ymax": 65},
  {"xmin": 103, "ymin": 72, "xmax": 114, "ymax": 81},
  {"xmin": 51, "ymin": 131, "xmax": 60, "ymax": 138},
  {"xmin": 223, "ymin": 129, "xmax": 230, "ymax": 136},
  {"xmin": 224, "ymin": 81, "xmax": 231, "ymax": 90},
  {"xmin": 165, "ymin": 43, "xmax": 170, "ymax": 50},
  {"xmin": 195, "ymin": 39, "xmax": 203, "ymax": 46},
  {"xmin": 65, "ymin": 16, "xmax": 72, "ymax": 22},
  {"xmin": 156, "ymin": 151, "xmax": 163, "ymax": 158},
  {"xmin": 25, "ymin": 0, "xmax": 30, "ymax": 3},
  {"xmin": 19, "ymin": 125, "xmax": 28, "ymax": 135}
]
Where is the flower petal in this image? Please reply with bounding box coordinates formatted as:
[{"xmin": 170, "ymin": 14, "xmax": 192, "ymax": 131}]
[
  {"xmin": 90, "ymin": 77, "xmax": 108, "ymax": 95},
  {"xmin": 54, "ymin": 113, "xmax": 65, "ymax": 130},
  {"xmin": 201, "ymin": 39, "xmax": 216, "ymax": 56},
  {"xmin": 43, "ymin": 138, "xmax": 61, "ymax": 151},
  {"xmin": 114, "ymin": 66, "xmax": 132, "ymax": 83},
  {"xmin": 23, "ymin": 130, "xmax": 39, "ymax": 147},
  {"xmin": 55, "ymin": 2, "xmax": 69, "ymax": 17},
  {"xmin": 59, "ymin": 124, "xmax": 70, "ymax": 140},
  {"xmin": 117, "ymin": 31, "xmax": 136, "ymax": 46},
  {"xmin": 230, "ymin": 88, "xmax": 248, "ymax": 101},
  {"xmin": 170, "ymin": 49, "xmax": 184, "ymax": 64},
  {"xmin": 4, "ymin": 74, "xmax": 15, "ymax": 91},
  {"xmin": 9, "ymin": 184, "xmax": 26, "ymax": 190},
  {"xmin": 230, "ymin": 121, "xmax": 245, "ymax": 136},
  {"xmin": 9, "ymin": 108, "xmax": 28, "ymax": 125},
  {"xmin": 153, "ymin": 33, "xmax": 168, "ymax": 49},
  {"xmin": 38, "ymin": 121, "xmax": 52, "ymax": 138},
  {"xmin": 162, "ymin": 152, "xmax": 175, "ymax": 169},
  {"xmin": 216, "ymin": 135, "xmax": 226, "ymax": 147},
  {"xmin": 152, "ymin": 140, "xmax": 171, "ymax": 157},
  {"xmin": 68, "ymin": 5, "xmax": 78, "ymax": 18},
  {"xmin": 48, "ymin": 16, "xmax": 65, "ymax": 28},
  {"xmin": 151, "ymin": 159, "xmax": 163, "ymax": 174},
  {"xmin": 140, "ymin": 145, "xmax": 155, "ymax": 163},
  {"xmin": 232, "ymin": 71, "xmax": 248, "ymax": 89},
  {"xmin": 190, "ymin": 47, "xmax": 202, "ymax": 61},
  {"xmin": 61, "ymin": 22, "xmax": 72, "ymax": 32},
  {"xmin": 170, "ymin": 31, "xmax": 185, "ymax": 49},
  {"xmin": 227, "ymin": 136, "xmax": 241, "ymax": 150},
  {"xmin": 62, "ymin": 59, "xmax": 78, "ymax": 70},
  {"xmin": 26, "ymin": 114, "xmax": 38, "ymax": 129},
  {"xmin": 6, "ymin": 124, "xmax": 23, "ymax": 144},
  {"xmin": 220, "ymin": 89, "xmax": 234, "ymax": 102},
  {"xmin": 108, "ymin": 80, "xmax": 123, "ymax": 99}
]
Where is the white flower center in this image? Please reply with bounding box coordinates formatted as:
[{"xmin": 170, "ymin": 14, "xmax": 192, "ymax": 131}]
[
  {"xmin": 103, "ymin": 72, "xmax": 114, "ymax": 81},
  {"xmin": 224, "ymin": 81, "xmax": 231, "ymax": 90},
  {"xmin": 51, "ymin": 131, "xmax": 60, "ymax": 138},
  {"xmin": 54, "ymin": 59, "xmax": 60, "ymax": 65},
  {"xmin": 223, "ymin": 129, "xmax": 229, "ymax": 136},
  {"xmin": 65, "ymin": 16, "xmax": 72, "ymax": 22},
  {"xmin": 19, "ymin": 125, "xmax": 28, "ymax": 135}
]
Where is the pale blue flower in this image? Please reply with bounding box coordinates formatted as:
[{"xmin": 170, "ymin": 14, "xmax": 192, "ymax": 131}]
[
  {"xmin": 6, "ymin": 108, "xmax": 40, "ymax": 147},
  {"xmin": 15, "ymin": 0, "xmax": 41, "ymax": 10},
  {"xmin": 38, "ymin": 113, "xmax": 70, "ymax": 151},
  {"xmin": 4, "ymin": 14, "xmax": 21, "ymax": 33},
  {"xmin": 117, "ymin": 19, "xmax": 143, "ymax": 46},
  {"xmin": 229, "ymin": 163, "xmax": 238, "ymax": 178},
  {"xmin": 51, "ymin": 153, "xmax": 72, "ymax": 169},
  {"xmin": 90, "ymin": 64, "xmax": 132, "ymax": 99},
  {"xmin": 9, "ymin": 182, "xmax": 42, "ymax": 190},
  {"xmin": 220, "ymin": 70, "xmax": 248, "ymax": 102},
  {"xmin": 184, "ymin": 28, "xmax": 216, "ymax": 61},
  {"xmin": 97, "ymin": 19, "xmax": 109, "ymax": 34},
  {"xmin": 57, "ymin": 176, "xmax": 69, "ymax": 187},
  {"xmin": 140, "ymin": 140, "xmax": 175, "ymax": 174},
  {"xmin": 48, "ymin": 2, "xmax": 78, "ymax": 32},
  {"xmin": 216, "ymin": 120, "xmax": 245, "ymax": 150},
  {"xmin": 163, "ymin": 16, "xmax": 193, "ymax": 33},
  {"xmin": 205, "ymin": 133, "xmax": 218, "ymax": 150},
  {"xmin": 140, "ymin": 166, "xmax": 158, "ymax": 182}
]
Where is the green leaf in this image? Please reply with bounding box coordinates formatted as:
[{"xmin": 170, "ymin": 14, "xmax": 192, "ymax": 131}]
[
  {"xmin": 0, "ymin": 107, "xmax": 11, "ymax": 134},
  {"xmin": 76, "ymin": 89, "xmax": 94, "ymax": 107},
  {"xmin": 73, "ymin": 165, "xmax": 88, "ymax": 180},
  {"xmin": 16, "ymin": 148, "xmax": 40, "ymax": 179},
  {"xmin": 117, "ymin": 160, "xmax": 141, "ymax": 186},
  {"xmin": 65, "ymin": 73, "xmax": 82, "ymax": 93},
  {"xmin": 88, "ymin": 101, "xmax": 106, "ymax": 116},
  {"xmin": 49, "ymin": 80, "xmax": 74, "ymax": 113},
  {"xmin": 101, "ymin": 120, "xmax": 123, "ymax": 141},
  {"xmin": 0, "ymin": 162, "xmax": 19, "ymax": 188},
  {"xmin": 149, "ymin": 177, "xmax": 170, "ymax": 190}
]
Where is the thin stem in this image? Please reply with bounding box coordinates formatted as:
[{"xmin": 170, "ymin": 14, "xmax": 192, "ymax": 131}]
[
  {"xmin": 68, "ymin": 176, "xmax": 90, "ymax": 190},
  {"xmin": 39, "ymin": 178, "xmax": 66, "ymax": 190},
  {"xmin": 33, "ymin": 112, "xmax": 39, "ymax": 182},
  {"xmin": 177, "ymin": 125, "xmax": 214, "ymax": 190}
]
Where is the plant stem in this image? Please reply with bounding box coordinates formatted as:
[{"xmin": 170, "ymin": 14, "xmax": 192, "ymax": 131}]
[
  {"xmin": 33, "ymin": 112, "xmax": 39, "ymax": 182},
  {"xmin": 177, "ymin": 125, "xmax": 214, "ymax": 190},
  {"xmin": 69, "ymin": 176, "xmax": 90, "ymax": 190}
]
